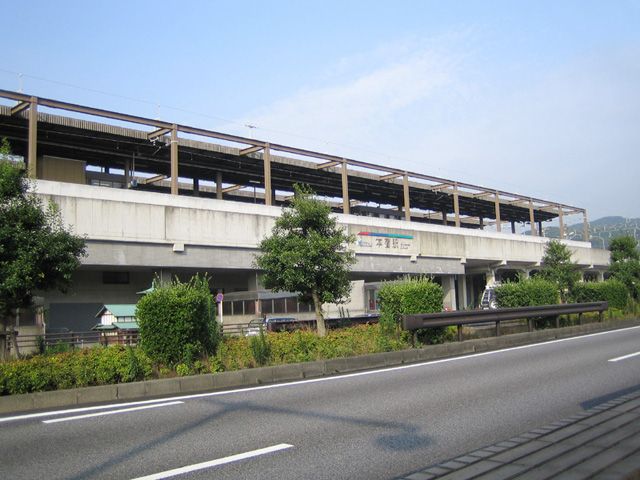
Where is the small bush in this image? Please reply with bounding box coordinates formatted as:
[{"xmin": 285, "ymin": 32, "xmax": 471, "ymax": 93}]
[
  {"xmin": 571, "ymin": 279, "xmax": 629, "ymax": 310},
  {"xmin": 136, "ymin": 274, "xmax": 221, "ymax": 366},
  {"xmin": 495, "ymin": 277, "xmax": 558, "ymax": 307},
  {"xmin": 377, "ymin": 276, "xmax": 445, "ymax": 345}
]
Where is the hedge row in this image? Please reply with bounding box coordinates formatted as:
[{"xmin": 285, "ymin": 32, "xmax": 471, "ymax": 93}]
[
  {"xmin": 571, "ymin": 279, "xmax": 628, "ymax": 310},
  {"xmin": 214, "ymin": 324, "xmax": 412, "ymax": 371},
  {"xmin": 0, "ymin": 324, "xmax": 411, "ymax": 395},
  {"xmin": 0, "ymin": 345, "xmax": 153, "ymax": 395},
  {"xmin": 495, "ymin": 277, "xmax": 558, "ymax": 307},
  {"xmin": 376, "ymin": 276, "xmax": 454, "ymax": 344}
]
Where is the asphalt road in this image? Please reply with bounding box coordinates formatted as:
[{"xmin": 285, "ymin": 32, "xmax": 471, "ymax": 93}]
[{"xmin": 1, "ymin": 326, "xmax": 639, "ymax": 480}]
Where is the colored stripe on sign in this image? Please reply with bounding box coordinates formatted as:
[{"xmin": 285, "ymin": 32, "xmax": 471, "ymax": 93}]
[{"xmin": 357, "ymin": 232, "xmax": 413, "ymax": 239}]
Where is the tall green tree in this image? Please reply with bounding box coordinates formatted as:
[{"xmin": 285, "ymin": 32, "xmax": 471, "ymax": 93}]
[
  {"xmin": 608, "ymin": 235, "xmax": 640, "ymax": 301},
  {"xmin": 539, "ymin": 240, "xmax": 581, "ymax": 303},
  {"xmin": 0, "ymin": 142, "xmax": 86, "ymax": 360},
  {"xmin": 255, "ymin": 184, "xmax": 356, "ymax": 336}
]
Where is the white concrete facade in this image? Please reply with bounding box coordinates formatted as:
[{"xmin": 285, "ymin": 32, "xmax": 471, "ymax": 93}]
[{"xmin": 33, "ymin": 180, "xmax": 610, "ymax": 327}]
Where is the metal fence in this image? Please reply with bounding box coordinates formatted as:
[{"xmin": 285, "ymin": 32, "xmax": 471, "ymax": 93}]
[{"xmin": 14, "ymin": 330, "xmax": 139, "ymax": 353}]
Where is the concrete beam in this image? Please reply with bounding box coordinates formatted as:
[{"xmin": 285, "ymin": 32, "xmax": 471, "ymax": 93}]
[
  {"xmin": 170, "ymin": 125, "xmax": 178, "ymax": 195},
  {"xmin": 341, "ymin": 160, "xmax": 350, "ymax": 215},
  {"xmin": 263, "ymin": 143, "xmax": 272, "ymax": 206},
  {"xmin": 221, "ymin": 184, "xmax": 244, "ymax": 193},
  {"xmin": 10, "ymin": 100, "xmax": 30, "ymax": 116},
  {"xmin": 147, "ymin": 127, "xmax": 172, "ymax": 141},
  {"xmin": 216, "ymin": 172, "xmax": 223, "ymax": 200},
  {"xmin": 316, "ymin": 160, "xmax": 341, "ymax": 170},
  {"xmin": 529, "ymin": 199, "xmax": 537, "ymax": 236},
  {"xmin": 27, "ymin": 97, "xmax": 38, "ymax": 179},
  {"xmin": 453, "ymin": 183, "xmax": 461, "ymax": 228},
  {"xmin": 379, "ymin": 173, "xmax": 402, "ymax": 181},
  {"xmin": 403, "ymin": 174, "xmax": 411, "ymax": 222},
  {"xmin": 140, "ymin": 174, "xmax": 167, "ymax": 185},
  {"xmin": 239, "ymin": 145, "xmax": 263, "ymax": 156}
]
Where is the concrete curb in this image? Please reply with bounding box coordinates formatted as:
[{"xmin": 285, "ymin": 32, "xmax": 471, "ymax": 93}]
[{"xmin": 1, "ymin": 318, "xmax": 639, "ymax": 415}]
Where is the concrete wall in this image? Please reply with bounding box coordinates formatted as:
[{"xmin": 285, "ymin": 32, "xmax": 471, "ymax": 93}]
[{"xmin": 34, "ymin": 180, "xmax": 609, "ymax": 275}]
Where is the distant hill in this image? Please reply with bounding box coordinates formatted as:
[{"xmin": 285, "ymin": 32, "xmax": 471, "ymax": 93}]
[{"xmin": 533, "ymin": 217, "xmax": 640, "ymax": 249}]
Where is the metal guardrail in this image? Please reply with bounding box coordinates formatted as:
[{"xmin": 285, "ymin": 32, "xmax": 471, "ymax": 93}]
[{"xmin": 402, "ymin": 302, "xmax": 609, "ymax": 341}]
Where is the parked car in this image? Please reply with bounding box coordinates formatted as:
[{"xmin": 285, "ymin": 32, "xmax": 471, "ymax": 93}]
[{"xmin": 243, "ymin": 317, "xmax": 298, "ymax": 336}]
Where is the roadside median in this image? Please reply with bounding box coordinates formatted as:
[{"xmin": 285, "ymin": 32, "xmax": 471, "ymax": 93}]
[{"xmin": 1, "ymin": 318, "xmax": 638, "ymax": 415}]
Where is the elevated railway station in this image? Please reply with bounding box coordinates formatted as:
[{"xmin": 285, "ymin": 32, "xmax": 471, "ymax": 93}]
[{"xmin": 0, "ymin": 90, "xmax": 609, "ymax": 330}]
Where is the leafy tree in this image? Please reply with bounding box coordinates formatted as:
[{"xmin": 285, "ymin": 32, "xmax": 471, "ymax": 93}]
[
  {"xmin": 608, "ymin": 236, "xmax": 640, "ymax": 301},
  {"xmin": 0, "ymin": 141, "xmax": 86, "ymax": 360},
  {"xmin": 255, "ymin": 184, "xmax": 356, "ymax": 336},
  {"xmin": 539, "ymin": 240, "xmax": 580, "ymax": 303}
]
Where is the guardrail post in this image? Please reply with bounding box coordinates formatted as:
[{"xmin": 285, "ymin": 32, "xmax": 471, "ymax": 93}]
[
  {"xmin": 528, "ymin": 318, "xmax": 533, "ymax": 332},
  {"xmin": 599, "ymin": 310, "xmax": 603, "ymax": 323},
  {"xmin": 457, "ymin": 324, "xmax": 462, "ymax": 342},
  {"xmin": 495, "ymin": 320, "xmax": 501, "ymax": 337},
  {"xmin": 578, "ymin": 313, "xmax": 583, "ymax": 325},
  {"xmin": 555, "ymin": 315, "xmax": 560, "ymax": 329}
]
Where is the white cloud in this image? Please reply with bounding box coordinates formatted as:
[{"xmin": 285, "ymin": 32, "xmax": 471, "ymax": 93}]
[{"xmin": 229, "ymin": 37, "xmax": 640, "ymax": 220}]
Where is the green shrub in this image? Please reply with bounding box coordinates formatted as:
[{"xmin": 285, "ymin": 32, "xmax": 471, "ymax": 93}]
[
  {"xmin": 249, "ymin": 329, "xmax": 271, "ymax": 366},
  {"xmin": 377, "ymin": 276, "xmax": 445, "ymax": 345},
  {"xmin": 571, "ymin": 279, "xmax": 629, "ymax": 310},
  {"xmin": 213, "ymin": 324, "xmax": 412, "ymax": 371},
  {"xmin": 495, "ymin": 277, "xmax": 558, "ymax": 307},
  {"xmin": 0, "ymin": 345, "xmax": 153, "ymax": 395},
  {"xmin": 136, "ymin": 275, "xmax": 221, "ymax": 366}
]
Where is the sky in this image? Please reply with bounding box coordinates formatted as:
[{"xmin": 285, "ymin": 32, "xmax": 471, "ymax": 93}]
[{"xmin": 2, "ymin": 0, "xmax": 639, "ymax": 224}]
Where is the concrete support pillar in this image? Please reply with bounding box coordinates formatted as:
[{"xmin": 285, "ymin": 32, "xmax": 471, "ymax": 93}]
[
  {"xmin": 456, "ymin": 275, "xmax": 468, "ymax": 310},
  {"xmin": 27, "ymin": 97, "xmax": 38, "ymax": 179},
  {"xmin": 193, "ymin": 178, "xmax": 199, "ymax": 197},
  {"xmin": 538, "ymin": 221, "xmax": 543, "ymax": 237},
  {"xmin": 341, "ymin": 160, "xmax": 350, "ymax": 214},
  {"xmin": 583, "ymin": 210, "xmax": 590, "ymax": 242},
  {"xmin": 263, "ymin": 143, "xmax": 272, "ymax": 206},
  {"xmin": 596, "ymin": 271, "xmax": 604, "ymax": 282},
  {"xmin": 442, "ymin": 276, "xmax": 457, "ymax": 311},
  {"xmin": 124, "ymin": 156, "xmax": 131, "ymax": 188},
  {"xmin": 247, "ymin": 272, "xmax": 264, "ymax": 291},
  {"xmin": 403, "ymin": 174, "xmax": 411, "ymax": 222},
  {"xmin": 529, "ymin": 199, "xmax": 537, "ymax": 236},
  {"xmin": 156, "ymin": 269, "xmax": 172, "ymax": 286},
  {"xmin": 442, "ymin": 209, "xmax": 448, "ymax": 226},
  {"xmin": 170, "ymin": 125, "xmax": 178, "ymax": 195},
  {"xmin": 486, "ymin": 269, "xmax": 496, "ymax": 286},
  {"xmin": 522, "ymin": 269, "xmax": 531, "ymax": 279},
  {"xmin": 453, "ymin": 183, "xmax": 460, "ymax": 228},
  {"xmin": 216, "ymin": 172, "xmax": 223, "ymax": 200},
  {"xmin": 494, "ymin": 192, "xmax": 502, "ymax": 232},
  {"xmin": 558, "ymin": 206, "xmax": 565, "ymax": 239}
]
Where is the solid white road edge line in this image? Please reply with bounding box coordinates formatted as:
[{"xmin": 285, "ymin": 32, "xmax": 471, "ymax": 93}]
[
  {"xmin": 130, "ymin": 443, "xmax": 294, "ymax": 480},
  {"xmin": 42, "ymin": 401, "xmax": 184, "ymax": 424},
  {"xmin": 608, "ymin": 350, "xmax": 640, "ymax": 362},
  {"xmin": 2, "ymin": 324, "xmax": 639, "ymax": 424}
]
